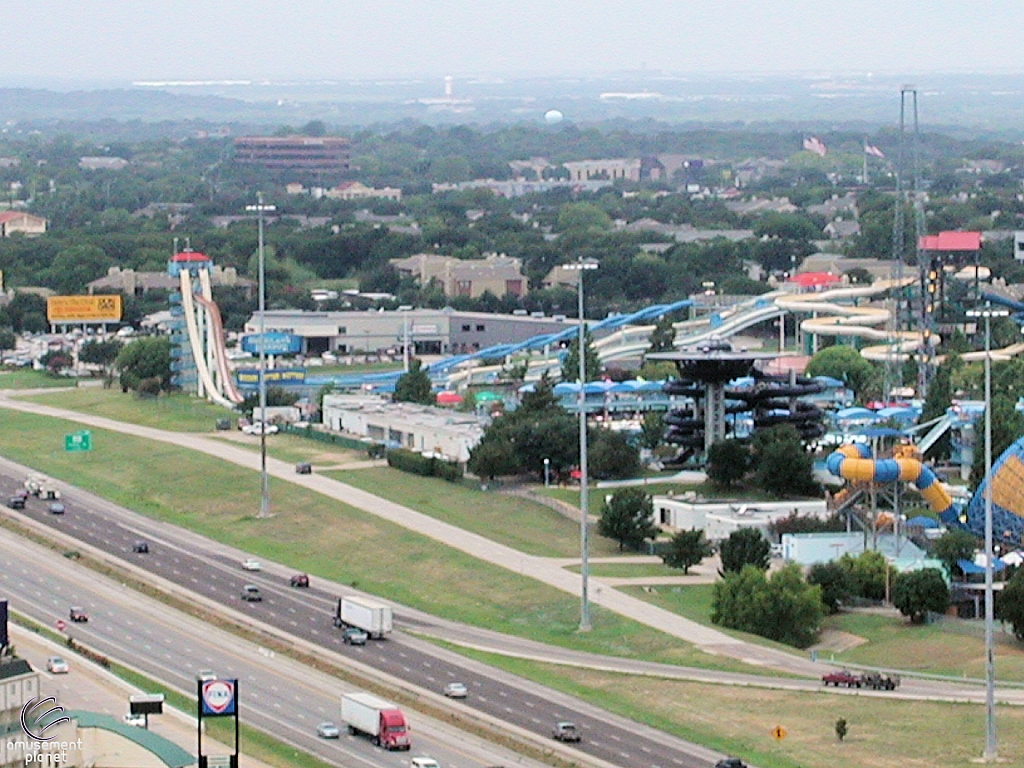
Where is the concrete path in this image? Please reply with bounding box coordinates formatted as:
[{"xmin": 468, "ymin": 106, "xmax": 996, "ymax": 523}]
[{"xmin": 0, "ymin": 392, "xmax": 822, "ymax": 676}]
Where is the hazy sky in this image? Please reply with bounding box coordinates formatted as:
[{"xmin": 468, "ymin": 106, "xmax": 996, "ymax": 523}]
[{"xmin": 3, "ymin": 0, "xmax": 1022, "ymax": 84}]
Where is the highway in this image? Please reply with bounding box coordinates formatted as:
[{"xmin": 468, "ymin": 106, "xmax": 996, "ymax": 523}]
[{"xmin": 0, "ymin": 458, "xmax": 730, "ymax": 768}]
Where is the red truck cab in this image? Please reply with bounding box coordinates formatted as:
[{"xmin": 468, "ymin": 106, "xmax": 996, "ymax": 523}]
[{"xmin": 379, "ymin": 709, "xmax": 410, "ymax": 750}]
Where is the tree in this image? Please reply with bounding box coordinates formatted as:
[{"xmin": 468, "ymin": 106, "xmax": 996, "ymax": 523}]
[
  {"xmin": 751, "ymin": 425, "xmax": 818, "ymax": 497},
  {"xmin": 661, "ymin": 528, "xmax": 713, "ymax": 574},
  {"xmin": 930, "ymin": 529, "xmax": 977, "ymax": 580},
  {"xmin": 970, "ymin": 394, "xmax": 1024, "ymax": 490},
  {"xmin": 394, "ymin": 358, "xmax": 434, "ymax": 405},
  {"xmin": 78, "ymin": 339, "xmax": 122, "ymax": 376},
  {"xmin": 467, "ymin": 437, "xmax": 518, "ymax": 481},
  {"xmin": 115, "ymin": 336, "xmax": 172, "ymax": 393},
  {"xmin": 588, "ymin": 429, "xmax": 641, "ymax": 480},
  {"xmin": 240, "ymin": 386, "xmax": 300, "ymax": 417},
  {"xmin": 647, "ymin": 315, "xmax": 676, "ymax": 354},
  {"xmin": 805, "ymin": 345, "xmax": 878, "ymax": 401},
  {"xmin": 891, "ymin": 568, "xmax": 950, "ymax": 624},
  {"xmin": 0, "ymin": 329, "xmax": 15, "ymax": 352},
  {"xmin": 711, "ymin": 563, "xmax": 824, "ymax": 647},
  {"xmin": 719, "ymin": 527, "xmax": 771, "ymax": 574},
  {"xmin": 561, "ymin": 330, "xmax": 602, "ymax": 383},
  {"xmin": 996, "ymin": 567, "xmax": 1024, "ymax": 641},
  {"xmin": 839, "ymin": 550, "xmax": 892, "ymax": 601},
  {"xmin": 807, "ymin": 561, "xmax": 853, "ymax": 614},
  {"xmin": 706, "ymin": 439, "xmax": 750, "ymax": 488},
  {"xmin": 598, "ymin": 488, "xmax": 658, "ymax": 552},
  {"xmin": 835, "ymin": 718, "xmax": 848, "ymax": 743},
  {"xmin": 639, "ymin": 411, "xmax": 665, "ymax": 452}
]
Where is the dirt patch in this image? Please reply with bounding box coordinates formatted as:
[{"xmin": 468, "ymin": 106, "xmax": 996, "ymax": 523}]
[{"xmin": 809, "ymin": 629, "xmax": 868, "ymax": 653}]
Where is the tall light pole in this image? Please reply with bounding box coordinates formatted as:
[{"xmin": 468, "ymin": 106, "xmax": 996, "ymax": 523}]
[
  {"xmin": 543, "ymin": 457, "xmax": 550, "ymax": 488},
  {"xmin": 246, "ymin": 194, "xmax": 276, "ymax": 519},
  {"xmin": 398, "ymin": 305, "xmax": 413, "ymax": 373},
  {"xmin": 565, "ymin": 258, "xmax": 598, "ymax": 631},
  {"xmin": 967, "ymin": 302, "xmax": 1008, "ymax": 762}
]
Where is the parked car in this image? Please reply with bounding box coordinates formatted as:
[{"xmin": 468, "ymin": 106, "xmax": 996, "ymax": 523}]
[
  {"xmin": 342, "ymin": 627, "xmax": 368, "ymax": 646},
  {"xmin": 132, "ymin": 541, "xmax": 149, "ymax": 553},
  {"xmin": 715, "ymin": 759, "xmax": 748, "ymax": 768},
  {"xmin": 69, "ymin": 606, "xmax": 88, "ymax": 623},
  {"xmin": 48, "ymin": 502, "xmax": 65, "ymax": 515},
  {"xmin": 241, "ymin": 585, "xmax": 263, "ymax": 602},
  {"xmin": 443, "ymin": 682, "xmax": 468, "ymax": 699},
  {"xmin": 316, "ymin": 721, "xmax": 341, "ymax": 739},
  {"xmin": 242, "ymin": 422, "xmax": 278, "ymax": 436},
  {"xmin": 290, "ymin": 573, "xmax": 310, "ymax": 588},
  {"xmin": 46, "ymin": 656, "xmax": 69, "ymax": 674},
  {"xmin": 7, "ymin": 496, "xmax": 25, "ymax": 510},
  {"xmin": 552, "ymin": 721, "xmax": 581, "ymax": 743},
  {"xmin": 241, "ymin": 558, "xmax": 262, "ymax": 571},
  {"xmin": 123, "ymin": 713, "xmax": 147, "ymax": 728},
  {"xmin": 295, "ymin": 462, "xmax": 312, "ymax": 475}
]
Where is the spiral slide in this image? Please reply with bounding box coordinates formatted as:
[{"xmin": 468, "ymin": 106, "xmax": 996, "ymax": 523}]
[
  {"xmin": 179, "ymin": 270, "xmax": 243, "ymax": 408},
  {"xmin": 825, "ymin": 443, "xmax": 954, "ymax": 514}
]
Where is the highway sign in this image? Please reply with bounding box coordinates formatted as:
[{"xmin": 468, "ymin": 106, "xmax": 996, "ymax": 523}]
[
  {"xmin": 64, "ymin": 431, "xmax": 92, "ymax": 452},
  {"xmin": 772, "ymin": 725, "xmax": 787, "ymax": 741},
  {"xmin": 55, "ymin": 620, "xmax": 66, "ymax": 632}
]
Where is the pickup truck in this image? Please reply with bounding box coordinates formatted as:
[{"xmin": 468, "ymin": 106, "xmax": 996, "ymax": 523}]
[
  {"xmin": 822, "ymin": 670, "xmax": 900, "ymax": 690},
  {"xmin": 821, "ymin": 670, "xmax": 861, "ymax": 688}
]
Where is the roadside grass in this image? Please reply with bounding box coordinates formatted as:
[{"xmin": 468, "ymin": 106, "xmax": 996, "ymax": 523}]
[
  {"xmin": 0, "ymin": 369, "xmax": 73, "ymax": 389},
  {"xmin": 537, "ymin": 482, "xmax": 782, "ymax": 509},
  {"xmin": 0, "ymin": 409, "xmax": 758, "ymax": 673},
  {"xmin": 326, "ymin": 466, "xmax": 622, "ymax": 558},
  {"xmin": 446, "ymin": 649, "xmax": 1024, "ymax": 768},
  {"xmin": 565, "ymin": 563, "xmax": 683, "ymax": 578},
  {"xmin": 621, "ymin": 583, "xmax": 717, "ymax": 624},
  {"xmin": 210, "ymin": 433, "xmax": 370, "ymax": 466},
  {"xmin": 23, "ymin": 387, "xmax": 233, "ymax": 432}
]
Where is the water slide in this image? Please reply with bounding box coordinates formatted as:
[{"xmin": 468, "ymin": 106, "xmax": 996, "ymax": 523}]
[
  {"xmin": 825, "ymin": 443, "xmax": 954, "ymax": 514},
  {"xmin": 196, "ymin": 269, "xmax": 244, "ymax": 403},
  {"xmin": 179, "ymin": 270, "xmax": 242, "ymax": 408}
]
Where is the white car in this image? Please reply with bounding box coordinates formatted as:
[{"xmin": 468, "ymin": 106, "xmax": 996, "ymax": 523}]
[
  {"xmin": 443, "ymin": 682, "xmax": 468, "ymax": 698},
  {"xmin": 46, "ymin": 656, "xmax": 69, "ymax": 674},
  {"xmin": 241, "ymin": 558, "xmax": 262, "ymax": 572},
  {"xmin": 242, "ymin": 422, "xmax": 279, "ymax": 436},
  {"xmin": 197, "ymin": 670, "xmax": 217, "ymax": 682},
  {"xmin": 411, "ymin": 758, "xmax": 440, "ymax": 768},
  {"xmin": 123, "ymin": 713, "xmax": 147, "ymax": 728},
  {"xmin": 316, "ymin": 721, "xmax": 340, "ymax": 739}
]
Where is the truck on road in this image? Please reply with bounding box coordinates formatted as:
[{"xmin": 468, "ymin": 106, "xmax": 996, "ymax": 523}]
[
  {"xmin": 822, "ymin": 670, "xmax": 900, "ymax": 690},
  {"xmin": 341, "ymin": 693, "xmax": 410, "ymax": 750},
  {"xmin": 334, "ymin": 597, "xmax": 393, "ymax": 639}
]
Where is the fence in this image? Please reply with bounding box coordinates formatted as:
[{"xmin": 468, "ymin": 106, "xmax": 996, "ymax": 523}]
[{"xmin": 280, "ymin": 424, "xmax": 384, "ymax": 456}]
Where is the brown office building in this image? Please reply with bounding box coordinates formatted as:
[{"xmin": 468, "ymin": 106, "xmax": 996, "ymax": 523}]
[{"xmin": 233, "ymin": 135, "xmax": 351, "ymax": 173}]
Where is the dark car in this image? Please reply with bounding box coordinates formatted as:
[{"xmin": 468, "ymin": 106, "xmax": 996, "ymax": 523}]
[
  {"xmin": 48, "ymin": 502, "xmax": 65, "ymax": 515},
  {"xmin": 715, "ymin": 759, "xmax": 748, "ymax": 768},
  {"xmin": 69, "ymin": 606, "xmax": 89, "ymax": 623},
  {"xmin": 7, "ymin": 496, "xmax": 26, "ymax": 510},
  {"xmin": 241, "ymin": 585, "xmax": 263, "ymax": 602},
  {"xmin": 552, "ymin": 722, "xmax": 581, "ymax": 743},
  {"xmin": 290, "ymin": 573, "xmax": 310, "ymax": 588},
  {"xmin": 132, "ymin": 541, "xmax": 149, "ymax": 554},
  {"xmin": 342, "ymin": 627, "xmax": 368, "ymax": 646},
  {"xmin": 295, "ymin": 462, "xmax": 312, "ymax": 475}
]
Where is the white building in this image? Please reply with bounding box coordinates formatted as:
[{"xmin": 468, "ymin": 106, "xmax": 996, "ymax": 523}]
[
  {"xmin": 652, "ymin": 496, "xmax": 828, "ymax": 542},
  {"xmin": 781, "ymin": 532, "xmax": 925, "ymax": 566},
  {"xmin": 322, "ymin": 394, "xmax": 484, "ymax": 463}
]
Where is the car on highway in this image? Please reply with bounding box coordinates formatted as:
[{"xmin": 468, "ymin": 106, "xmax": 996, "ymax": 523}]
[
  {"xmin": 242, "ymin": 422, "xmax": 279, "ymax": 436},
  {"xmin": 48, "ymin": 502, "xmax": 65, "ymax": 515},
  {"xmin": 7, "ymin": 496, "xmax": 25, "ymax": 510},
  {"xmin": 132, "ymin": 541, "xmax": 149, "ymax": 553},
  {"xmin": 69, "ymin": 606, "xmax": 88, "ymax": 623},
  {"xmin": 241, "ymin": 558, "xmax": 262, "ymax": 571},
  {"xmin": 316, "ymin": 721, "xmax": 341, "ymax": 739},
  {"xmin": 290, "ymin": 573, "xmax": 310, "ymax": 588},
  {"xmin": 46, "ymin": 656, "xmax": 69, "ymax": 674},
  {"xmin": 196, "ymin": 670, "xmax": 216, "ymax": 682},
  {"xmin": 123, "ymin": 713, "xmax": 147, "ymax": 728},
  {"xmin": 342, "ymin": 627, "xmax": 368, "ymax": 646},
  {"xmin": 552, "ymin": 721, "xmax": 581, "ymax": 742},
  {"xmin": 410, "ymin": 757, "xmax": 440, "ymax": 768},
  {"xmin": 443, "ymin": 682, "xmax": 468, "ymax": 699},
  {"xmin": 715, "ymin": 759, "xmax": 748, "ymax": 768},
  {"xmin": 241, "ymin": 585, "xmax": 263, "ymax": 602}
]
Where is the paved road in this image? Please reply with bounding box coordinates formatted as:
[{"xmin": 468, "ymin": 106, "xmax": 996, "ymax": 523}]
[{"xmin": 0, "ymin": 460, "xmax": 731, "ymax": 768}]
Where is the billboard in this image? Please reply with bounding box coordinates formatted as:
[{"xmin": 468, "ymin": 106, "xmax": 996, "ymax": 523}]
[
  {"xmin": 47, "ymin": 295, "xmax": 122, "ymax": 323},
  {"xmin": 200, "ymin": 679, "xmax": 237, "ymax": 716},
  {"xmin": 241, "ymin": 332, "xmax": 302, "ymax": 355},
  {"xmin": 236, "ymin": 367, "xmax": 306, "ymax": 386}
]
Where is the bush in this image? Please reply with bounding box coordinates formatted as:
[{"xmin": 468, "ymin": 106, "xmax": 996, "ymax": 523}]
[
  {"xmin": 386, "ymin": 448, "xmax": 463, "ymax": 482},
  {"xmin": 719, "ymin": 527, "xmax": 771, "ymax": 574},
  {"xmin": 706, "ymin": 439, "xmax": 750, "ymax": 487},
  {"xmin": 892, "ymin": 568, "xmax": 950, "ymax": 623},
  {"xmin": 711, "ymin": 563, "xmax": 824, "ymax": 647},
  {"xmin": 807, "ymin": 561, "xmax": 853, "ymax": 614}
]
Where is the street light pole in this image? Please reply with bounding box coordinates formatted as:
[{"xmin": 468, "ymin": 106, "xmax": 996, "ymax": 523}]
[
  {"xmin": 543, "ymin": 458, "xmax": 550, "ymax": 488},
  {"xmin": 246, "ymin": 194, "xmax": 276, "ymax": 519},
  {"xmin": 967, "ymin": 302, "xmax": 1008, "ymax": 762},
  {"xmin": 565, "ymin": 258, "xmax": 598, "ymax": 632}
]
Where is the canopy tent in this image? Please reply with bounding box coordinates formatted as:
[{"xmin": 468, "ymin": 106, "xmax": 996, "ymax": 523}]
[{"xmin": 906, "ymin": 515, "xmax": 940, "ymax": 529}]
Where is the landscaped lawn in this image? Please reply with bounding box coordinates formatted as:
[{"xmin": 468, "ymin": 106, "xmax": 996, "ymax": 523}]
[
  {"xmin": 325, "ymin": 466, "xmax": 622, "ymax": 558},
  {"xmin": 451, "ymin": 650, "xmax": 1024, "ymax": 768},
  {"xmin": 0, "ymin": 408, "xmax": 760, "ymax": 673},
  {"xmin": 210, "ymin": 433, "xmax": 369, "ymax": 466},
  {"xmin": 0, "ymin": 369, "xmax": 75, "ymax": 389},
  {"xmin": 23, "ymin": 387, "xmax": 233, "ymax": 432},
  {"xmin": 565, "ymin": 562, "xmax": 682, "ymax": 578}
]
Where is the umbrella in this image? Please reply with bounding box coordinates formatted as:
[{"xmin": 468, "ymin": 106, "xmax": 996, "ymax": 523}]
[
  {"xmin": 906, "ymin": 516, "xmax": 939, "ymax": 529},
  {"xmin": 435, "ymin": 391, "xmax": 463, "ymax": 405}
]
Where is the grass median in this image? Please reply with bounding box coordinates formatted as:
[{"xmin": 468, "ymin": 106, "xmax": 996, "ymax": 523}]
[
  {"xmin": 23, "ymin": 387, "xmax": 233, "ymax": 431},
  {"xmin": 0, "ymin": 408, "xmax": 761, "ymax": 673}
]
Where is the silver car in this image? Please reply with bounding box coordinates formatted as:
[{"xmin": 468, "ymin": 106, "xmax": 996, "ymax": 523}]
[{"xmin": 316, "ymin": 721, "xmax": 341, "ymax": 739}]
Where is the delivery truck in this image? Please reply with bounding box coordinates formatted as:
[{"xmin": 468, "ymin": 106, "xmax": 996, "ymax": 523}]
[
  {"xmin": 333, "ymin": 597, "xmax": 393, "ymax": 639},
  {"xmin": 341, "ymin": 692, "xmax": 410, "ymax": 750}
]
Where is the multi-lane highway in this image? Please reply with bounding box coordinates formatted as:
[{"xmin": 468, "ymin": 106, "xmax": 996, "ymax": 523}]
[{"xmin": 0, "ymin": 458, "xmax": 730, "ymax": 768}]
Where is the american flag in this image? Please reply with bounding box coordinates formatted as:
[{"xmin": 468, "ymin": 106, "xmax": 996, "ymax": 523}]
[
  {"xmin": 803, "ymin": 136, "xmax": 827, "ymax": 157},
  {"xmin": 864, "ymin": 143, "xmax": 886, "ymax": 159}
]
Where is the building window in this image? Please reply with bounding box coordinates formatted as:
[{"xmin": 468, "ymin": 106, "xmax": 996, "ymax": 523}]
[
  {"xmin": 476, "ymin": 324, "xmax": 485, "ymax": 332},
  {"xmin": 462, "ymin": 324, "xmax": 471, "ymax": 332},
  {"xmin": 659, "ymin": 507, "xmax": 671, "ymax": 525},
  {"xmin": 455, "ymin": 280, "xmax": 472, "ymax": 297},
  {"xmin": 338, "ymin": 327, "xmax": 346, "ymax": 335}
]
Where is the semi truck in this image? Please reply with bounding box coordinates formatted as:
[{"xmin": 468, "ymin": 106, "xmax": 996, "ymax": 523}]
[
  {"xmin": 341, "ymin": 692, "xmax": 410, "ymax": 750},
  {"xmin": 334, "ymin": 597, "xmax": 393, "ymax": 639}
]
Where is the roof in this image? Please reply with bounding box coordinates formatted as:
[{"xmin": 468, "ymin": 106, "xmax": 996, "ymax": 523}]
[
  {"xmin": 789, "ymin": 271, "xmax": 841, "ymax": 288},
  {"xmin": 0, "ymin": 657, "xmax": 34, "ymax": 680},
  {"xmin": 171, "ymin": 251, "xmax": 210, "ymax": 262},
  {"xmin": 919, "ymin": 231, "xmax": 982, "ymax": 251},
  {"xmin": 61, "ymin": 711, "xmax": 195, "ymax": 768}
]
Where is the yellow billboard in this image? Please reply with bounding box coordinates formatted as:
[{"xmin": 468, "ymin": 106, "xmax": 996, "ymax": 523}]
[{"xmin": 46, "ymin": 295, "xmax": 123, "ymax": 323}]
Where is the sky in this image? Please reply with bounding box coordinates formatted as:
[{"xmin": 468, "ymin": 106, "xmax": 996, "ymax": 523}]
[{"xmin": 2, "ymin": 0, "xmax": 1022, "ymax": 85}]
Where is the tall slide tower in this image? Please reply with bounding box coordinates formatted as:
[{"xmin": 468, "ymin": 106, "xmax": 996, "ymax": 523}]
[{"xmin": 168, "ymin": 250, "xmax": 244, "ymax": 408}]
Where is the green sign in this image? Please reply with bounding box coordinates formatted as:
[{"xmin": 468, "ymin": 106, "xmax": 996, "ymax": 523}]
[{"xmin": 64, "ymin": 431, "xmax": 92, "ymax": 452}]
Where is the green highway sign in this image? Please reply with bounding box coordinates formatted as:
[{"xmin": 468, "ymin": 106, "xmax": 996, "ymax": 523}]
[{"xmin": 64, "ymin": 431, "xmax": 92, "ymax": 452}]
